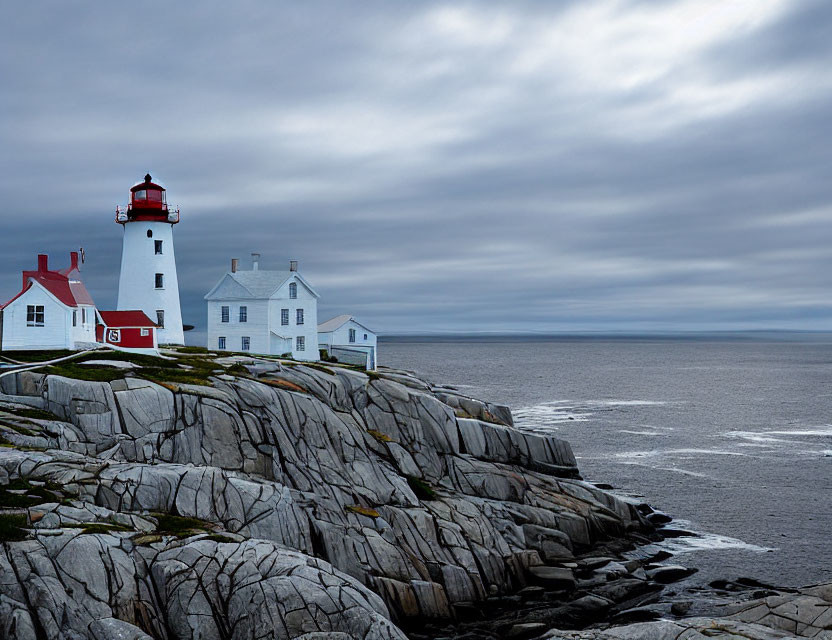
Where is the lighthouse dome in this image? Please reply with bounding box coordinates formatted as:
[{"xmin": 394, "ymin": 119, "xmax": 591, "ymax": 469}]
[
  {"xmin": 130, "ymin": 173, "xmax": 167, "ymax": 210},
  {"xmin": 117, "ymin": 173, "xmax": 179, "ymax": 224}
]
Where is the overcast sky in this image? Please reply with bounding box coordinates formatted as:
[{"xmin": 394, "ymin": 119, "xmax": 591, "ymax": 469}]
[{"xmin": 2, "ymin": 1, "xmax": 831, "ymax": 335}]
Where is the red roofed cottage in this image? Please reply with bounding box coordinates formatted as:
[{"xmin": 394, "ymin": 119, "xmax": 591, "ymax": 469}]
[
  {"xmin": 0, "ymin": 253, "xmax": 97, "ymax": 350},
  {"xmin": 96, "ymin": 310, "xmax": 158, "ymax": 353}
]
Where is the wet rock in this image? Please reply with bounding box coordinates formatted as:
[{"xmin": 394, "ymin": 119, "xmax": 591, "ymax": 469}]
[
  {"xmin": 646, "ymin": 565, "xmax": 697, "ymax": 584},
  {"xmin": 528, "ymin": 566, "xmax": 576, "ymax": 591}
]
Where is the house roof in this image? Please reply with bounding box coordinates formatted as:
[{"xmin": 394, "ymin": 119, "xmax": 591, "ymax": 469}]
[
  {"xmin": 204, "ymin": 269, "xmax": 320, "ymax": 300},
  {"xmin": 1, "ymin": 253, "xmax": 95, "ymax": 310},
  {"xmin": 98, "ymin": 310, "xmax": 157, "ymax": 328},
  {"xmin": 318, "ymin": 315, "xmax": 374, "ymax": 334},
  {"xmin": 317, "ymin": 315, "xmax": 353, "ymax": 332}
]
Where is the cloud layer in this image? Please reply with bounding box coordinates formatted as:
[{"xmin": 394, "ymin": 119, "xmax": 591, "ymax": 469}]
[{"xmin": 2, "ymin": 0, "xmax": 831, "ymax": 333}]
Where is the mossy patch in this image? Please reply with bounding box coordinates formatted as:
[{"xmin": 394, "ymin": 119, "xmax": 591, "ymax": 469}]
[
  {"xmin": 0, "ymin": 479, "xmax": 63, "ymax": 508},
  {"xmin": 152, "ymin": 513, "xmax": 211, "ymax": 538},
  {"xmin": 203, "ymin": 534, "xmax": 237, "ymax": 543},
  {"xmin": 43, "ymin": 363, "xmax": 127, "ymax": 382},
  {"xmin": 346, "ymin": 505, "xmax": 380, "ymax": 518},
  {"xmin": 0, "ymin": 422, "xmax": 37, "ymax": 437},
  {"xmin": 1, "ymin": 406, "xmax": 61, "ymax": 422},
  {"xmin": 406, "ymin": 476, "xmax": 438, "ymax": 501},
  {"xmin": 0, "ymin": 514, "xmax": 28, "ymax": 542},
  {"xmin": 0, "ymin": 350, "xmax": 75, "ymax": 363},
  {"xmin": 367, "ymin": 429, "xmax": 393, "ymax": 443},
  {"xmin": 260, "ymin": 378, "xmax": 308, "ymax": 393},
  {"xmin": 366, "ymin": 371, "xmax": 381, "ymax": 381},
  {"xmin": 301, "ymin": 363, "xmax": 336, "ymax": 376},
  {"xmin": 67, "ymin": 522, "xmax": 132, "ymax": 535}
]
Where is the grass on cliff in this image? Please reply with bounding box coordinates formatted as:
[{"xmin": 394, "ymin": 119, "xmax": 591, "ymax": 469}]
[
  {"xmin": 67, "ymin": 522, "xmax": 132, "ymax": 535},
  {"xmin": 0, "ymin": 479, "xmax": 63, "ymax": 508},
  {"xmin": 0, "ymin": 350, "xmax": 75, "ymax": 363},
  {"xmin": 406, "ymin": 476, "xmax": 438, "ymax": 501},
  {"xmin": 1, "ymin": 406, "xmax": 62, "ymax": 422},
  {"xmin": 152, "ymin": 513, "xmax": 212, "ymax": 538},
  {"xmin": 0, "ymin": 514, "xmax": 28, "ymax": 542}
]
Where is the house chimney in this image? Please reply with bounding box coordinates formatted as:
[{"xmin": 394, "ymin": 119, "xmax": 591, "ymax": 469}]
[
  {"xmin": 289, "ymin": 260, "xmax": 298, "ymax": 272},
  {"xmin": 37, "ymin": 254, "xmax": 48, "ymax": 272},
  {"xmin": 251, "ymin": 253, "xmax": 260, "ymax": 271},
  {"xmin": 231, "ymin": 258, "xmax": 239, "ymax": 273},
  {"xmin": 69, "ymin": 251, "xmax": 79, "ymax": 271}
]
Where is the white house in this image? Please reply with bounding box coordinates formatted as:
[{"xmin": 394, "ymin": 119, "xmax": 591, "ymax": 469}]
[
  {"xmin": 204, "ymin": 254, "xmax": 319, "ymax": 360},
  {"xmin": 0, "ymin": 253, "xmax": 98, "ymax": 351},
  {"xmin": 318, "ymin": 315, "xmax": 377, "ymax": 369}
]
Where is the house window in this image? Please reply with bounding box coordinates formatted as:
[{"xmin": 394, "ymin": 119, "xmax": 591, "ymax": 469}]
[
  {"xmin": 147, "ymin": 229, "xmax": 153, "ymax": 238},
  {"xmin": 140, "ymin": 328, "xmax": 150, "ymax": 337},
  {"xmin": 349, "ymin": 328, "xmax": 356, "ymax": 343},
  {"xmin": 218, "ymin": 336, "xmax": 226, "ymax": 350},
  {"xmin": 155, "ymin": 273, "xmax": 164, "ymax": 289},
  {"xmin": 296, "ymin": 336, "xmax": 305, "ymax": 351},
  {"xmin": 289, "ymin": 282, "xmax": 297, "ymax": 299},
  {"xmin": 281, "ymin": 308, "xmax": 289, "ymax": 325},
  {"xmin": 107, "ymin": 329, "xmax": 121, "ymax": 343},
  {"xmin": 26, "ymin": 305, "xmax": 45, "ymax": 327},
  {"xmin": 155, "ymin": 240, "xmax": 163, "ymax": 254},
  {"xmin": 156, "ymin": 310, "xmax": 165, "ymax": 328},
  {"xmin": 72, "ymin": 310, "xmax": 77, "ymax": 327},
  {"xmin": 296, "ymin": 308, "xmax": 304, "ymax": 325},
  {"xmin": 82, "ymin": 308, "xmax": 87, "ymax": 324},
  {"xmin": 239, "ymin": 306, "xmax": 247, "ymax": 323},
  {"xmin": 241, "ymin": 336, "xmax": 250, "ymax": 351},
  {"xmin": 221, "ymin": 306, "xmax": 230, "ymax": 323},
  {"xmin": 364, "ymin": 333, "xmax": 368, "ymax": 341}
]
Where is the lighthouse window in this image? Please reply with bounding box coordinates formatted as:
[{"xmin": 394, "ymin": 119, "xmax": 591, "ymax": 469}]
[
  {"xmin": 241, "ymin": 336, "xmax": 250, "ymax": 351},
  {"xmin": 218, "ymin": 336, "xmax": 226, "ymax": 350},
  {"xmin": 148, "ymin": 190, "xmax": 162, "ymax": 203},
  {"xmin": 155, "ymin": 240, "xmax": 163, "ymax": 254},
  {"xmin": 239, "ymin": 306, "xmax": 247, "ymax": 323},
  {"xmin": 134, "ymin": 190, "xmax": 147, "ymax": 201},
  {"xmin": 296, "ymin": 309, "xmax": 304, "ymax": 325},
  {"xmin": 26, "ymin": 305, "xmax": 45, "ymax": 327},
  {"xmin": 147, "ymin": 230, "xmax": 153, "ymax": 238},
  {"xmin": 156, "ymin": 310, "xmax": 165, "ymax": 328},
  {"xmin": 221, "ymin": 306, "xmax": 230, "ymax": 323},
  {"xmin": 155, "ymin": 273, "xmax": 164, "ymax": 289},
  {"xmin": 289, "ymin": 282, "xmax": 297, "ymax": 299}
]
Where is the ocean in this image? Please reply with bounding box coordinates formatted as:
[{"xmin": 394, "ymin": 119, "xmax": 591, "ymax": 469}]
[{"xmin": 381, "ymin": 334, "xmax": 832, "ymax": 590}]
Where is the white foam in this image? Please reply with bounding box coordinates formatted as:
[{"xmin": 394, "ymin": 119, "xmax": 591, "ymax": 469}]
[
  {"xmin": 655, "ymin": 519, "xmax": 774, "ymax": 555},
  {"xmin": 767, "ymin": 426, "xmax": 832, "ymax": 437},
  {"xmin": 613, "ymin": 448, "xmax": 749, "ymax": 460},
  {"xmin": 619, "ymin": 429, "xmax": 669, "ymax": 436}
]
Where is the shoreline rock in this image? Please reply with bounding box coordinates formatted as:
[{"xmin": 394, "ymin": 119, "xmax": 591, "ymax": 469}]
[{"xmin": 0, "ymin": 353, "xmax": 822, "ymax": 639}]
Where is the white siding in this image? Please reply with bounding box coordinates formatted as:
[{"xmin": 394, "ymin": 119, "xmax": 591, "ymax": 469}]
[
  {"xmin": 1, "ymin": 284, "xmax": 71, "ymax": 350},
  {"xmin": 207, "ymin": 299, "xmax": 270, "ymax": 354},
  {"xmin": 268, "ymin": 275, "xmax": 318, "ymax": 361},
  {"xmin": 71, "ymin": 304, "xmax": 97, "ymax": 345},
  {"xmin": 117, "ymin": 221, "xmax": 184, "ymax": 345}
]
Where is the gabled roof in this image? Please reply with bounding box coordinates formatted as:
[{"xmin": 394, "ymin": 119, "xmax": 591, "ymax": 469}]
[
  {"xmin": 204, "ymin": 269, "xmax": 319, "ymax": 300},
  {"xmin": 318, "ymin": 315, "xmax": 374, "ymax": 334},
  {"xmin": 98, "ymin": 310, "xmax": 157, "ymax": 328},
  {"xmin": 2, "ymin": 254, "xmax": 94, "ymax": 309}
]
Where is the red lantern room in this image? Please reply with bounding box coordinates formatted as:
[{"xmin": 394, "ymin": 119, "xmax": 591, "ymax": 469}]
[{"xmin": 116, "ymin": 173, "xmax": 179, "ymax": 224}]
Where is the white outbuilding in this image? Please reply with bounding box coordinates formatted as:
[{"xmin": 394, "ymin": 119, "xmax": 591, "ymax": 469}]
[
  {"xmin": 204, "ymin": 255, "xmax": 319, "ymax": 360},
  {"xmin": 0, "ymin": 253, "xmax": 98, "ymax": 351},
  {"xmin": 317, "ymin": 315, "xmax": 377, "ymax": 369}
]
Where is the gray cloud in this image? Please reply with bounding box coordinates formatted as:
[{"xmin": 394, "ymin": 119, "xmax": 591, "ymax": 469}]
[{"xmin": 1, "ymin": 0, "xmax": 831, "ymax": 336}]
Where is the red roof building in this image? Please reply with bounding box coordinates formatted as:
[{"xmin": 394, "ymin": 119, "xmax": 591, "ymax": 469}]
[
  {"xmin": 96, "ymin": 310, "xmax": 158, "ymax": 352},
  {"xmin": 0, "ymin": 253, "xmax": 98, "ymax": 351}
]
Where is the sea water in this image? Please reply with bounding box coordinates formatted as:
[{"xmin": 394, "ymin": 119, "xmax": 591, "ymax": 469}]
[{"xmin": 381, "ymin": 334, "xmax": 832, "ymax": 588}]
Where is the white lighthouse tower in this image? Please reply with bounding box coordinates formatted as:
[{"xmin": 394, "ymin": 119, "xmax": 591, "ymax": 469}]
[{"xmin": 115, "ymin": 174, "xmax": 184, "ymax": 345}]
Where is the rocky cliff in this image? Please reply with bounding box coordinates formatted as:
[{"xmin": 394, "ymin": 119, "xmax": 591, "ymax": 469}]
[{"xmin": 0, "ymin": 351, "xmax": 827, "ymax": 640}]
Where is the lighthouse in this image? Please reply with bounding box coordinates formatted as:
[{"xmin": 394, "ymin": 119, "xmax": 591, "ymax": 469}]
[{"xmin": 115, "ymin": 174, "xmax": 184, "ymax": 345}]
